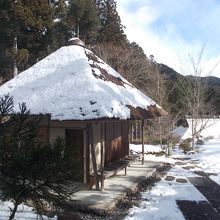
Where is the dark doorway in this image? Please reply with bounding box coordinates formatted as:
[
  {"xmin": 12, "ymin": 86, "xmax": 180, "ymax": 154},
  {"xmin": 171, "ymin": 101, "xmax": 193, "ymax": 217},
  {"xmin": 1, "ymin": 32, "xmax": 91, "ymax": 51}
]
[{"xmin": 65, "ymin": 129, "xmax": 84, "ymax": 182}]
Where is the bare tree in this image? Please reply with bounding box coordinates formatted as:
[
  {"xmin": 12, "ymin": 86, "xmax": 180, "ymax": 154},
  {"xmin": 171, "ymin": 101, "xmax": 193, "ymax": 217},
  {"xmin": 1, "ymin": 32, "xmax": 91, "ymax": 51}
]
[
  {"xmin": 94, "ymin": 43, "xmax": 179, "ymax": 151},
  {"xmin": 92, "ymin": 42, "xmax": 149, "ymax": 90},
  {"xmin": 178, "ymin": 49, "xmax": 217, "ymax": 149},
  {"xmin": 144, "ymin": 60, "xmax": 176, "ymax": 149}
]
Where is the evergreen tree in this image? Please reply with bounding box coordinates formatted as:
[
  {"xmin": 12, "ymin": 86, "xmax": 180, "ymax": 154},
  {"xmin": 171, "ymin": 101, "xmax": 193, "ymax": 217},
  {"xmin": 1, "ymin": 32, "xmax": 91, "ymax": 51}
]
[
  {"xmin": 14, "ymin": 0, "xmax": 53, "ymax": 65},
  {"xmin": 0, "ymin": 0, "xmax": 18, "ymax": 79},
  {"xmin": 48, "ymin": 0, "xmax": 69, "ymax": 51},
  {"xmin": 0, "ymin": 95, "xmax": 78, "ymax": 220},
  {"xmin": 0, "ymin": 0, "xmax": 53, "ymax": 79},
  {"xmin": 67, "ymin": 0, "xmax": 100, "ymax": 44},
  {"xmin": 96, "ymin": 0, "xmax": 128, "ymax": 46}
]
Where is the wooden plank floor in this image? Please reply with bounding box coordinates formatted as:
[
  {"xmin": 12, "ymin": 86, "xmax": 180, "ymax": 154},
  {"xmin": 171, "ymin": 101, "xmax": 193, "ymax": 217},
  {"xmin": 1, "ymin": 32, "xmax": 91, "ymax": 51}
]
[{"xmin": 65, "ymin": 161, "xmax": 160, "ymax": 214}]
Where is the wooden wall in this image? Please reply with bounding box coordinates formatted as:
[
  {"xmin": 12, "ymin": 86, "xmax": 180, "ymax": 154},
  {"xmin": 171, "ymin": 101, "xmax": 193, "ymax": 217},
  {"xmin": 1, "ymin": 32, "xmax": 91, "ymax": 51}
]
[
  {"xmin": 105, "ymin": 121, "xmax": 129, "ymax": 165},
  {"xmin": 37, "ymin": 118, "xmax": 130, "ymax": 184}
]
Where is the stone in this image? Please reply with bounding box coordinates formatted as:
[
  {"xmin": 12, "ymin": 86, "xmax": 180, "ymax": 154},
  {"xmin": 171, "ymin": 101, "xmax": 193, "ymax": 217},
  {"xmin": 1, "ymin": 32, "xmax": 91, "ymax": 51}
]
[
  {"xmin": 176, "ymin": 178, "xmax": 188, "ymax": 183},
  {"xmin": 182, "ymin": 166, "xmax": 195, "ymax": 170},
  {"xmin": 165, "ymin": 176, "xmax": 175, "ymax": 181},
  {"xmin": 193, "ymin": 170, "xmax": 208, "ymax": 177},
  {"xmin": 207, "ymin": 172, "xmax": 218, "ymax": 176},
  {"xmin": 58, "ymin": 212, "xmax": 81, "ymax": 220},
  {"xmin": 175, "ymin": 161, "xmax": 187, "ymax": 166}
]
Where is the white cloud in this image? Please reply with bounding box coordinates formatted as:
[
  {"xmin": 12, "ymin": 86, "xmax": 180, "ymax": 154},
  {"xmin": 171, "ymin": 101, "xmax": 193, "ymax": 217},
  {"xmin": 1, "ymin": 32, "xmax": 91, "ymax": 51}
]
[{"xmin": 117, "ymin": 0, "xmax": 220, "ymax": 76}]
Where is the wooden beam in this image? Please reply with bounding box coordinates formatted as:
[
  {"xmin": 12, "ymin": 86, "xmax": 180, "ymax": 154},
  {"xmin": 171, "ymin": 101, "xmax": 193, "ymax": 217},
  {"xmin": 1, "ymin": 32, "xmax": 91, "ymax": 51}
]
[
  {"xmin": 83, "ymin": 129, "xmax": 87, "ymax": 185},
  {"xmin": 100, "ymin": 123, "xmax": 105, "ymax": 191},
  {"xmin": 90, "ymin": 124, "xmax": 99, "ymax": 190},
  {"xmin": 141, "ymin": 120, "xmax": 145, "ymax": 165}
]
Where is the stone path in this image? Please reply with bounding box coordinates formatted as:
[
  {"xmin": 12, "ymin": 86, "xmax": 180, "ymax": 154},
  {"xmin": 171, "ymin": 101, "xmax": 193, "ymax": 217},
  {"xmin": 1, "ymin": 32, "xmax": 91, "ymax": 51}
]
[
  {"xmin": 169, "ymin": 160, "xmax": 220, "ymax": 219},
  {"xmin": 60, "ymin": 158, "xmax": 220, "ymax": 219},
  {"xmin": 188, "ymin": 176, "xmax": 220, "ymax": 213},
  {"xmin": 176, "ymin": 200, "xmax": 220, "ymax": 220}
]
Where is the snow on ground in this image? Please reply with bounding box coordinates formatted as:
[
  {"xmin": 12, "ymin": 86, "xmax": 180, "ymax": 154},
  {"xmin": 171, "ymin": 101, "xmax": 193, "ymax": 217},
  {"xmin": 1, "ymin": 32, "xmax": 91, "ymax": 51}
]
[
  {"xmin": 190, "ymin": 139, "xmax": 220, "ymax": 184},
  {"xmin": 125, "ymin": 159, "xmax": 206, "ymax": 220},
  {"xmin": 186, "ymin": 118, "xmax": 220, "ymax": 139},
  {"xmin": 190, "ymin": 139, "xmax": 220, "ymax": 172},
  {"xmin": 172, "ymin": 138, "xmax": 220, "ymax": 184},
  {"xmin": 143, "ymin": 154, "xmax": 176, "ymax": 165},
  {"xmin": 1, "ymin": 137, "xmax": 219, "ymax": 219},
  {"xmin": 125, "ymin": 138, "xmax": 220, "ymax": 220},
  {"xmin": 209, "ymin": 175, "xmax": 220, "ymax": 185},
  {"xmin": 130, "ymin": 144, "xmax": 162, "ymax": 153},
  {"xmin": 130, "ymin": 144, "xmax": 176, "ymax": 164},
  {"xmin": 0, "ymin": 201, "xmax": 56, "ymax": 220},
  {"xmin": 170, "ymin": 126, "xmax": 188, "ymax": 140},
  {"xmin": 172, "ymin": 119, "xmax": 220, "ymax": 140},
  {"xmin": 125, "ymin": 166, "xmax": 206, "ymax": 220}
]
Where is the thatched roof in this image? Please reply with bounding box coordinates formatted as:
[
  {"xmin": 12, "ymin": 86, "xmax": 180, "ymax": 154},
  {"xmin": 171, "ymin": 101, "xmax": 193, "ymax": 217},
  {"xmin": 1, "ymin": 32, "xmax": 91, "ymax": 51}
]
[{"xmin": 0, "ymin": 39, "xmax": 166, "ymax": 121}]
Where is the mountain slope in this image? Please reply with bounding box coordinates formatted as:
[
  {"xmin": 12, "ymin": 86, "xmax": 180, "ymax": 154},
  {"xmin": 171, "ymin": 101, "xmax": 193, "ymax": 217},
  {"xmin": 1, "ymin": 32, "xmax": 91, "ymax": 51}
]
[{"xmin": 159, "ymin": 63, "xmax": 220, "ymax": 114}]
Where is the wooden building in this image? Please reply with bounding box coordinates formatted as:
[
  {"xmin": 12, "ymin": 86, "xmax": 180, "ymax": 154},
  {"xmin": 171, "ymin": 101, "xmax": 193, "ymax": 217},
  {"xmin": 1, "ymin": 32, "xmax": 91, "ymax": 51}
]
[{"xmin": 0, "ymin": 38, "xmax": 166, "ymax": 189}]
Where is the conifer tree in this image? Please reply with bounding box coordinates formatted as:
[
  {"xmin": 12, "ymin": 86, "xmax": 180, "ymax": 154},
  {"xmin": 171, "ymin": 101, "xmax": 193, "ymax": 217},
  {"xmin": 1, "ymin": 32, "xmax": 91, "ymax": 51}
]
[
  {"xmin": 96, "ymin": 0, "xmax": 128, "ymax": 46},
  {"xmin": 0, "ymin": 0, "xmax": 18, "ymax": 79},
  {"xmin": 0, "ymin": 95, "xmax": 78, "ymax": 220},
  {"xmin": 14, "ymin": 0, "xmax": 53, "ymax": 65},
  {"xmin": 67, "ymin": 0, "xmax": 100, "ymax": 44},
  {"xmin": 0, "ymin": 0, "xmax": 53, "ymax": 79},
  {"xmin": 48, "ymin": 0, "xmax": 69, "ymax": 51}
]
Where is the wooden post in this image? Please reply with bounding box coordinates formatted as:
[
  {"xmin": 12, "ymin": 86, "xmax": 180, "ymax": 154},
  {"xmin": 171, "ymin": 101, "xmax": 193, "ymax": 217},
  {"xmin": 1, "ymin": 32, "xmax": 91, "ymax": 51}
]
[
  {"xmin": 141, "ymin": 120, "xmax": 144, "ymax": 165},
  {"xmin": 132, "ymin": 123, "xmax": 134, "ymax": 143},
  {"xmin": 90, "ymin": 124, "xmax": 99, "ymax": 190},
  {"xmin": 100, "ymin": 123, "xmax": 105, "ymax": 191},
  {"xmin": 47, "ymin": 114, "xmax": 51, "ymax": 145},
  {"xmin": 83, "ymin": 129, "xmax": 87, "ymax": 185}
]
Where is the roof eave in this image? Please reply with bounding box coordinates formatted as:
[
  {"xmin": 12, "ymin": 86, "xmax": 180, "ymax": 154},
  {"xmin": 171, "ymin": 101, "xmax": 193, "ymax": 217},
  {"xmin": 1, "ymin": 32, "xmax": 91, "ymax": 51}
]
[{"xmin": 127, "ymin": 105, "xmax": 167, "ymax": 120}]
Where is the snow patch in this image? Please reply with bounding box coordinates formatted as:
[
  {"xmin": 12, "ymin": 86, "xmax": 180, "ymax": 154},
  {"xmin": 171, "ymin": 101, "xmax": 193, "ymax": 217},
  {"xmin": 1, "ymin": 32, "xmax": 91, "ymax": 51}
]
[{"xmin": 0, "ymin": 201, "xmax": 56, "ymax": 220}]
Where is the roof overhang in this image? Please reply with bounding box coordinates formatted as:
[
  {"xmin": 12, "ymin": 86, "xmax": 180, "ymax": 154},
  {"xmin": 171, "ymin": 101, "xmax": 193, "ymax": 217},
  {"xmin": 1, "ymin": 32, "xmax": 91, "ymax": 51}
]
[{"xmin": 127, "ymin": 105, "xmax": 167, "ymax": 120}]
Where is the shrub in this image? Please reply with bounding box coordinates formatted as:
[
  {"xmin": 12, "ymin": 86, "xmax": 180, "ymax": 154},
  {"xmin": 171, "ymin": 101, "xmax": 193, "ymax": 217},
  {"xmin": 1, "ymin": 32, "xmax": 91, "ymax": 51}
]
[
  {"xmin": 179, "ymin": 138, "xmax": 192, "ymax": 153},
  {"xmin": 147, "ymin": 137, "xmax": 168, "ymax": 145}
]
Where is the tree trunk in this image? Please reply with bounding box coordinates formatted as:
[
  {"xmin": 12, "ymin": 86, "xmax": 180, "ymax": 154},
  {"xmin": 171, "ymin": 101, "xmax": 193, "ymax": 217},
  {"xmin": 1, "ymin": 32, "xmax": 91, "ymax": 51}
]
[
  {"xmin": 158, "ymin": 117, "xmax": 163, "ymax": 149},
  {"xmin": 191, "ymin": 118, "xmax": 195, "ymax": 150},
  {"xmin": 9, "ymin": 200, "xmax": 19, "ymax": 220},
  {"xmin": 141, "ymin": 120, "xmax": 144, "ymax": 165},
  {"xmin": 167, "ymin": 140, "xmax": 172, "ymax": 156},
  {"xmin": 13, "ymin": 35, "xmax": 18, "ymax": 78}
]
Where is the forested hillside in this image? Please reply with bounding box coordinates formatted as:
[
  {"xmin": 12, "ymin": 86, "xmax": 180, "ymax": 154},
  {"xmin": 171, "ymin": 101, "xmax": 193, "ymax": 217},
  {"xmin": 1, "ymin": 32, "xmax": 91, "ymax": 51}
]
[
  {"xmin": 1, "ymin": 0, "xmax": 220, "ymax": 115},
  {"xmin": 159, "ymin": 64, "xmax": 220, "ymax": 114},
  {"xmin": 0, "ymin": 0, "xmax": 129, "ymax": 80}
]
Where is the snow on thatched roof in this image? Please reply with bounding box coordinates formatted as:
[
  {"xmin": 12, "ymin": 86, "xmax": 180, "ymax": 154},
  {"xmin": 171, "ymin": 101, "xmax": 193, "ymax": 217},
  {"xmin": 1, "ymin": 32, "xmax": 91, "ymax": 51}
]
[{"xmin": 0, "ymin": 40, "xmax": 166, "ymax": 121}]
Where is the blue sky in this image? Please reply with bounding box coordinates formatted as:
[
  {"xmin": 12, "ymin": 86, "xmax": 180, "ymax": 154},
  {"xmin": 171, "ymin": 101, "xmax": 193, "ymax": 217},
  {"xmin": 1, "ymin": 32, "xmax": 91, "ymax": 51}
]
[{"xmin": 117, "ymin": 0, "xmax": 220, "ymax": 76}]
